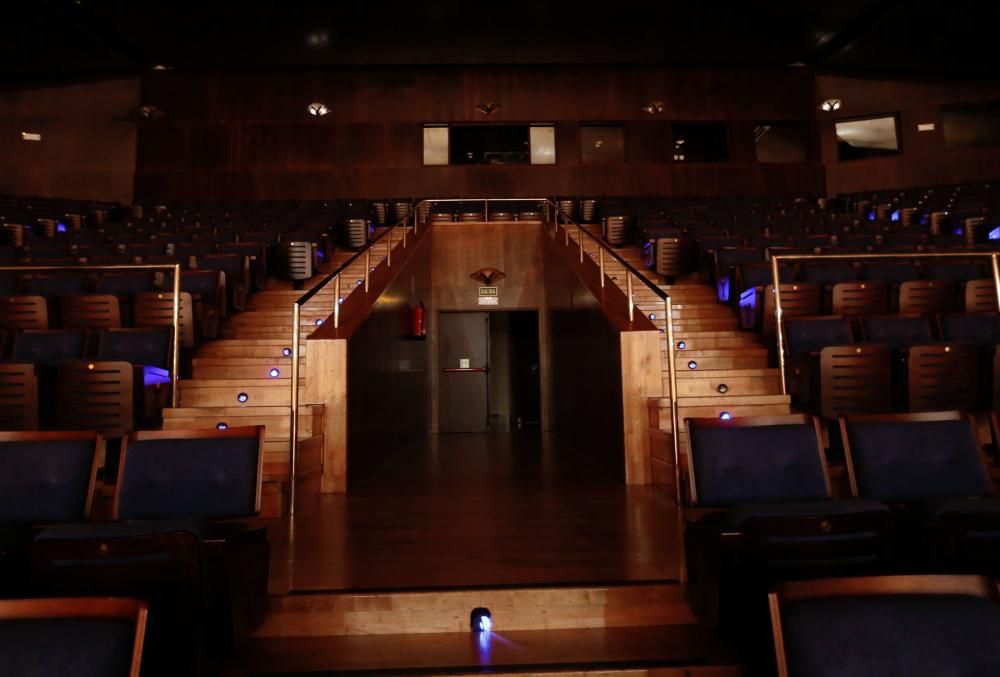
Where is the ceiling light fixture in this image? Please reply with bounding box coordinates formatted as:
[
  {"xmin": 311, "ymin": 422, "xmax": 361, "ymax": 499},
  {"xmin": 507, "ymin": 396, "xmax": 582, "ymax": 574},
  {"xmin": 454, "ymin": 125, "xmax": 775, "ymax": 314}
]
[
  {"xmin": 475, "ymin": 102, "xmax": 501, "ymax": 116},
  {"xmin": 820, "ymin": 98, "xmax": 842, "ymax": 112},
  {"xmin": 307, "ymin": 102, "xmax": 330, "ymax": 116},
  {"xmin": 642, "ymin": 101, "xmax": 665, "ymax": 115}
]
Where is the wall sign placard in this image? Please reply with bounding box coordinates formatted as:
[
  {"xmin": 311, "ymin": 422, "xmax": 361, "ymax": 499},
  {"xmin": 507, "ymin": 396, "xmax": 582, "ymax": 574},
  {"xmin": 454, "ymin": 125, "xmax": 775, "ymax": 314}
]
[{"xmin": 478, "ymin": 286, "xmax": 499, "ymax": 305}]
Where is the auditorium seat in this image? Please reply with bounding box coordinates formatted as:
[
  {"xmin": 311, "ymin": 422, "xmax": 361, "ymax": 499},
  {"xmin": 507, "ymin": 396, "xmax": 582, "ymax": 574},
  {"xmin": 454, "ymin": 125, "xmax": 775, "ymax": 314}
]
[
  {"xmin": 841, "ymin": 412, "xmax": 1000, "ymax": 569},
  {"xmin": 684, "ymin": 414, "xmax": 888, "ymax": 655},
  {"xmin": 769, "ymin": 575, "xmax": 1000, "ymax": 677},
  {"xmin": 0, "ymin": 596, "xmax": 147, "ymax": 677},
  {"xmin": 30, "ymin": 426, "xmax": 269, "ymax": 675},
  {"xmin": 0, "ymin": 329, "xmax": 87, "ymax": 429},
  {"xmin": 0, "ymin": 431, "xmax": 100, "ymax": 593}
]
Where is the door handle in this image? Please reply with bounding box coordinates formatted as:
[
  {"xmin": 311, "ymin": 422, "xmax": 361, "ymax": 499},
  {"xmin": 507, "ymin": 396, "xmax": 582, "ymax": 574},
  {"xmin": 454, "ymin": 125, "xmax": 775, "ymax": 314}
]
[{"xmin": 443, "ymin": 367, "xmax": 489, "ymax": 373}]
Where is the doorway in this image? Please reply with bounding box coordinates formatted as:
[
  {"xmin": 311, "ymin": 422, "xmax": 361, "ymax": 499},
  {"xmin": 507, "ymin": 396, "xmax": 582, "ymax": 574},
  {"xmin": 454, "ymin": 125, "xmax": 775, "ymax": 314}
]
[{"xmin": 438, "ymin": 311, "xmax": 540, "ymax": 433}]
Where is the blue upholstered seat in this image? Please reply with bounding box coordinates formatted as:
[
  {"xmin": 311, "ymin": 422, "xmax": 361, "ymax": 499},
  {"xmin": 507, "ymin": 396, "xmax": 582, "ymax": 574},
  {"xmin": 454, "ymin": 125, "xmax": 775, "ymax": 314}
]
[
  {"xmin": 0, "ymin": 437, "xmax": 96, "ymax": 523},
  {"xmin": 36, "ymin": 517, "xmax": 207, "ymax": 542},
  {"xmin": 925, "ymin": 496, "xmax": 1000, "ymax": 520},
  {"xmin": 939, "ymin": 313, "xmax": 1000, "ymax": 345},
  {"xmin": 844, "ymin": 418, "xmax": 990, "ymax": 502},
  {"xmin": 97, "ymin": 329, "xmax": 171, "ymax": 369},
  {"xmin": 723, "ymin": 498, "xmax": 887, "ymax": 529},
  {"xmin": 691, "ymin": 422, "xmax": 829, "ymax": 506},
  {"xmin": 785, "ymin": 318, "xmax": 854, "ymax": 358},
  {"xmin": 0, "ymin": 618, "xmax": 137, "ymax": 677},
  {"xmin": 860, "ymin": 316, "xmax": 934, "ymax": 350},
  {"xmin": 118, "ymin": 435, "xmax": 259, "ymax": 520},
  {"xmin": 782, "ymin": 594, "xmax": 1000, "ymax": 677},
  {"xmin": 11, "ymin": 330, "xmax": 86, "ymax": 367}
]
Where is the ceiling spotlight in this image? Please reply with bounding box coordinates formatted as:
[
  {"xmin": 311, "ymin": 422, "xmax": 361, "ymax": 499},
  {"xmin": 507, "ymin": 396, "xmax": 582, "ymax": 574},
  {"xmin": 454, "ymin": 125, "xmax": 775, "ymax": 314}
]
[
  {"xmin": 151, "ymin": 64, "xmax": 173, "ymax": 71},
  {"xmin": 138, "ymin": 105, "xmax": 163, "ymax": 120},
  {"xmin": 306, "ymin": 30, "xmax": 331, "ymax": 48},
  {"xmin": 475, "ymin": 102, "xmax": 501, "ymax": 116},
  {"xmin": 820, "ymin": 98, "xmax": 842, "ymax": 112},
  {"xmin": 642, "ymin": 101, "xmax": 665, "ymax": 115},
  {"xmin": 308, "ymin": 102, "xmax": 330, "ymax": 117}
]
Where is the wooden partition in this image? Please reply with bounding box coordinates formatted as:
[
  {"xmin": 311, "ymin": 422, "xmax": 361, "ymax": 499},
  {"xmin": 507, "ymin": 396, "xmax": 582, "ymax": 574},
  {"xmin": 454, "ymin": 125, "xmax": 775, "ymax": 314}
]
[
  {"xmin": 542, "ymin": 227, "xmax": 663, "ymax": 485},
  {"xmin": 304, "ymin": 224, "xmax": 431, "ymax": 493}
]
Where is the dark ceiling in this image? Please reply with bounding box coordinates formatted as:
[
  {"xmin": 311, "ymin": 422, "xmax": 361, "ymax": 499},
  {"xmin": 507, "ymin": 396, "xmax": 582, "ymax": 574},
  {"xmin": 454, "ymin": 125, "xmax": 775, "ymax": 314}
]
[{"xmin": 3, "ymin": 1, "xmax": 999, "ymax": 84}]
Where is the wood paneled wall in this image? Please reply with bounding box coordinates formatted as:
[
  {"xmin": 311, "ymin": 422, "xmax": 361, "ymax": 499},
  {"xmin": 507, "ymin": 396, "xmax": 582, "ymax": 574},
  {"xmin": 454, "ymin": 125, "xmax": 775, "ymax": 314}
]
[
  {"xmin": 542, "ymin": 235, "xmax": 626, "ymax": 481},
  {"xmin": 0, "ymin": 79, "xmax": 139, "ymax": 204},
  {"xmin": 817, "ymin": 74, "xmax": 1000, "ymax": 194},
  {"xmin": 427, "ymin": 221, "xmax": 550, "ymax": 433},
  {"xmin": 134, "ymin": 65, "xmax": 823, "ymax": 200},
  {"xmin": 346, "ymin": 237, "xmax": 432, "ymax": 488}
]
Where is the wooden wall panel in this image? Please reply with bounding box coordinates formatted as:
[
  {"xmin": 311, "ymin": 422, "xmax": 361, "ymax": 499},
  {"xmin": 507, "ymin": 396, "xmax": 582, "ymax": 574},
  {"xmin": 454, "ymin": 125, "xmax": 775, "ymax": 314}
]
[
  {"xmin": 134, "ymin": 65, "xmax": 823, "ymax": 200},
  {"xmin": 817, "ymin": 74, "xmax": 1000, "ymax": 194},
  {"xmin": 543, "ymin": 235, "xmax": 626, "ymax": 481},
  {"xmin": 0, "ymin": 78, "xmax": 139, "ymax": 203},
  {"xmin": 345, "ymin": 239, "xmax": 432, "ymax": 488}
]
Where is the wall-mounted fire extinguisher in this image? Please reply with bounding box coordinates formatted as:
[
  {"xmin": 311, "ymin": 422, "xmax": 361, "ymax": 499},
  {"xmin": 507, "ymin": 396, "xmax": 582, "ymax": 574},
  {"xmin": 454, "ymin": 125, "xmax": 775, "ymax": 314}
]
[{"xmin": 410, "ymin": 301, "xmax": 426, "ymax": 337}]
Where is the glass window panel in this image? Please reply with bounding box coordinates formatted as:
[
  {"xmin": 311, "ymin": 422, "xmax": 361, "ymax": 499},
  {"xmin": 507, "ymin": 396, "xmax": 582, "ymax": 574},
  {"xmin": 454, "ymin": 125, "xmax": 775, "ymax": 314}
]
[
  {"xmin": 835, "ymin": 116, "xmax": 900, "ymax": 161},
  {"xmin": 580, "ymin": 124, "xmax": 625, "ymax": 164},
  {"xmin": 423, "ymin": 125, "xmax": 449, "ymax": 166},
  {"xmin": 529, "ymin": 125, "xmax": 556, "ymax": 165}
]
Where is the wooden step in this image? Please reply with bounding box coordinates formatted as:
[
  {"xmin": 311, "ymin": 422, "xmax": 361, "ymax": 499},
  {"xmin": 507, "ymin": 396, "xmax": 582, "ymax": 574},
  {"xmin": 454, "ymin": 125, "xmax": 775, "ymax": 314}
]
[
  {"xmin": 675, "ymin": 354, "xmax": 767, "ymax": 371},
  {"xmin": 195, "ymin": 344, "xmax": 307, "ymax": 359},
  {"xmin": 668, "ymin": 369, "xmax": 783, "ymax": 398},
  {"xmin": 256, "ymin": 582, "xmax": 695, "ymax": 638},
  {"xmin": 191, "ymin": 363, "xmax": 301, "ymax": 380},
  {"xmin": 650, "ymin": 395, "xmax": 792, "ymax": 432},
  {"xmin": 178, "ymin": 380, "xmax": 301, "ymax": 407},
  {"xmin": 162, "ymin": 405, "xmax": 322, "ymax": 438},
  {"xmin": 667, "ymin": 334, "xmax": 760, "ymax": 350},
  {"xmin": 240, "ymin": 626, "xmax": 738, "ymax": 676}
]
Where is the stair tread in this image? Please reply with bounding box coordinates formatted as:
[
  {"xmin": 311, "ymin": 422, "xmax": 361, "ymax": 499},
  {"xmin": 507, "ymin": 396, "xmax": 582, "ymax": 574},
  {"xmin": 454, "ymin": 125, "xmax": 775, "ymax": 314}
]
[{"xmin": 240, "ymin": 625, "xmax": 732, "ymax": 675}]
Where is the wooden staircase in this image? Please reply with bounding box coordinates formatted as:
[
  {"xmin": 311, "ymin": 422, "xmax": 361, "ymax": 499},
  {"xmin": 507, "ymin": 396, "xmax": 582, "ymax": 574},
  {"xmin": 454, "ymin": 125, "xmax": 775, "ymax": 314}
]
[
  {"xmin": 571, "ymin": 226, "xmax": 790, "ymax": 493},
  {"xmin": 163, "ymin": 247, "xmax": 380, "ymax": 517}
]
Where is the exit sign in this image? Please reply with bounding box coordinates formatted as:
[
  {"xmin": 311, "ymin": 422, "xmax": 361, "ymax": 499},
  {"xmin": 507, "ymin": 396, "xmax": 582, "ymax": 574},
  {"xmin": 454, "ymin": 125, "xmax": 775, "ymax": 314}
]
[
  {"xmin": 478, "ymin": 286, "xmax": 499, "ymax": 305},
  {"xmin": 479, "ymin": 287, "xmax": 498, "ymax": 296}
]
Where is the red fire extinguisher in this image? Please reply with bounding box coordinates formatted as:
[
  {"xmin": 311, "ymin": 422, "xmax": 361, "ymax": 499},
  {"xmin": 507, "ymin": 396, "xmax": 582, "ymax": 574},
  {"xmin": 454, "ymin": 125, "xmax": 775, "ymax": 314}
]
[{"xmin": 411, "ymin": 301, "xmax": 426, "ymax": 337}]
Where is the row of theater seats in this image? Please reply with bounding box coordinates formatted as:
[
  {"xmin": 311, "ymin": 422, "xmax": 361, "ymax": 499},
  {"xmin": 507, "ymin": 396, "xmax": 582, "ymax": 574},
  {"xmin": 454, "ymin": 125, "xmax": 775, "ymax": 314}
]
[
  {"xmin": 0, "ymin": 426, "xmax": 268, "ymax": 676},
  {"xmin": 0, "ymin": 327, "xmax": 171, "ymax": 433},
  {"xmin": 782, "ymin": 314, "xmax": 1000, "ymax": 417},
  {"xmin": 684, "ymin": 411, "xmax": 1000, "ymax": 673}
]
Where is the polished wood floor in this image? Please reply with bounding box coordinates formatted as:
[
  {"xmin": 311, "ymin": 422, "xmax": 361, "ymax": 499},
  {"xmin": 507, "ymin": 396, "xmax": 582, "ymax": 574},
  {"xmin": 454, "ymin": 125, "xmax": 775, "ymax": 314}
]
[{"xmin": 264, "ymin": 432, "xmax": 684, "ymax": 593}]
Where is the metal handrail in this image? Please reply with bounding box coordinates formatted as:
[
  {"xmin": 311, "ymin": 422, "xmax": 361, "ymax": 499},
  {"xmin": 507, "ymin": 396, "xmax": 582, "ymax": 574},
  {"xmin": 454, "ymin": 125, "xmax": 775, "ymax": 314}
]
[
  {"xmin": 771, "ymin": 251, "xmax": 1000, "ymax": 395},
  {"xmin": 287, "ymin": 196, "xmax": 684, "ymax": 513},
  {"xmin": 0, "ymin": 263, "xmax": 182, "ymax": 407}
]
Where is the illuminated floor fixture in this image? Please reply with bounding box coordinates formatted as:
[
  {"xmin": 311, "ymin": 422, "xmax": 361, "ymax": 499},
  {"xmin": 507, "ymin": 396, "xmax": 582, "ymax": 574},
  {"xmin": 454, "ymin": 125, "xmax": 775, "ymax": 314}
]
[
  {"xmin": 642, "ymin": 101, "xmax": 665, "ymax": 115},
  {"xmin": 308, "ymin": 102, "xmax": 330, "ymax": 117},
  {"xmin": 470, "ymin": 608, "xmax": 492, "ymax": 632},
  {"xmin": 269, "ymin": 368, "xmax": 280, "ymax": 378},
  {"xmin": 820, "ymin": 98, "xmax": 842, "ymax": 112}
]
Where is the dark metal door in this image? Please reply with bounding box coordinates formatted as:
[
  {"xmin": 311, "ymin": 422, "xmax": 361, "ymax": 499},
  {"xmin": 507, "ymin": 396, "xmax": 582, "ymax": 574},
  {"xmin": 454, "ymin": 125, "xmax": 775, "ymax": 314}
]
[{"xmin": 439, "ymin": 312, "xmax": 489, "ymax": 432}]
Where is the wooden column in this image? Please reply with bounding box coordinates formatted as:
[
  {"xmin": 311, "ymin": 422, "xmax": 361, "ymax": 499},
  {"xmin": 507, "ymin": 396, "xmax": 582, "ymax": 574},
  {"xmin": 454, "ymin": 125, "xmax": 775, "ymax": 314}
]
[{"xmin": 305, "ymin": 338, "xmax": 348, "ymax": 494}]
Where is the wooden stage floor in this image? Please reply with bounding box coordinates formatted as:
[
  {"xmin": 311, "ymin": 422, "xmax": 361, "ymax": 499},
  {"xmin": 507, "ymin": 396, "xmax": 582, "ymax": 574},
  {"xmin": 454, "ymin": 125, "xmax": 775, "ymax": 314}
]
[{"xmin": 263, "ymin": 432, "xmax": 684, "ymax": 594}]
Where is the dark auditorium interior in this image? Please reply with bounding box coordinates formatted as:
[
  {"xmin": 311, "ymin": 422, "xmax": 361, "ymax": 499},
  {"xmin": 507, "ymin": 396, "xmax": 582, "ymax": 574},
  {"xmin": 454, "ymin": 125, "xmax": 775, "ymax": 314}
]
[{"xmin": 4, "ymin": 1, "xmax": 1000, "ymax": 675}]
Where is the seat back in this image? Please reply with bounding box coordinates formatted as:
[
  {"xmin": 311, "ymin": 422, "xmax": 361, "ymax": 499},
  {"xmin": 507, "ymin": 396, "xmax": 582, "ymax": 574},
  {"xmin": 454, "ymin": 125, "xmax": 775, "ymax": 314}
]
[
  {"xmin": 898, "ymin": 279, "xmax": 956, "ymax": 315},
  {"xmin": 26, "ymin": 274, "xmax": 87, "ymax": 297},
  {"xmin": 0, "ymin": 363, "xmax": 40, "ymax": 430},
  {"xmin": 685, "ymin": 415, "xmax": 829, "ymax": 506},
  {"xmin": 907, "ymin": 343, "xmax": 980, "ymax": 412},
  {"xmin": 0, "ymin": 597, "xmax": 147, "ymax": 677},
  {"xmin": 831, "ymin": 281, "xmax": 888, "ymax": 317},
  {"xmin": 94, "ymin": 273, "xmax": 157, "ymax": 297},
  {"xmin": 0, "ymin": 296, "xmax": 48, "ymax": 330},
  {"xmin": 841, "ymin": 412, "xmax": 989, "ymax": 502},
  {"xmin": 819, "ymin": 345, "xmax": 893, "ymax": 418},
  {"xmin": 55, "ymin": 361, "xmax": 134, "ymax": 436},
  {"xmin": 799, "ymin": 263, "xmax": 859, "ymax": 285},
  {"xmin": 764, "ymin": 283, "xmax": 822, "ymax": 336},
  {"xmin": 133, "ymin": 291, "xmax": 195, "ymax": 348},
  {"xmin": 770, "ymin": 575, "xmax": 1000, "ymax": 677},
  {"xmin": 0, "ymin": 431, "xmax": 100, "ymax": 522},
  {"xmin": 860, "ymin": 315, "xmax": 934, "ymax": 350},
  {"xmin": 97, "ymin": 329, "xmax": 171, "ymax": 369},
  {"xmin": 964, "ymin": 279, "xmax": 998, "ymax": 313},
  {"xmin": 115, "ymin": 426, "xmax": 264, "ymax": 520},
  {"xmin": 59, "ymin": 295, "xmax": 122, "ymax": 330}
]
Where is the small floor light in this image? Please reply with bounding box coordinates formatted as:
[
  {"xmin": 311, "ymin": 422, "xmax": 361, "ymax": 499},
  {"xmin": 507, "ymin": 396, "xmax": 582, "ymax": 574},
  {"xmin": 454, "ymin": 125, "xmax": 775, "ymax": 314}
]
[
  {"xmin": 720, "ymin": 411, "xmax": 733, "ymax": 420},
  {"xmin": 470, "ymin": 608, "xmax": 492, "ymax": 633},
  {"xmin": 216, "ymin": 422, "xmax": 228, "ymax": 430},
  {"xmin": 282, "ymin": 347, "xmax": 293, "ymax": 357},
  {"xmin": 237, "ymin": 392, "xmax": 249, "ymax": 403},
  {"xmin": 269, "ymin": 368, "xmax": 280, "ymax": 378}
]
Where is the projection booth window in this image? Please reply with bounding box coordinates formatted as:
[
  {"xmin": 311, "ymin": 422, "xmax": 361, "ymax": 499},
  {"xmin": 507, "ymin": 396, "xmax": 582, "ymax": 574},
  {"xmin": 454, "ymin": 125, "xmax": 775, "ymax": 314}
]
[
  {"xmin": 580, "ymin": 124, "xmax": 625, "ymax": 164},
  {"xmin": 835, "ymin": 115, "xmax": 900, "ymax": 161},
  {"xmin": 754, "ymin": 122, "xmax": 809, "ymax": 163}
]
